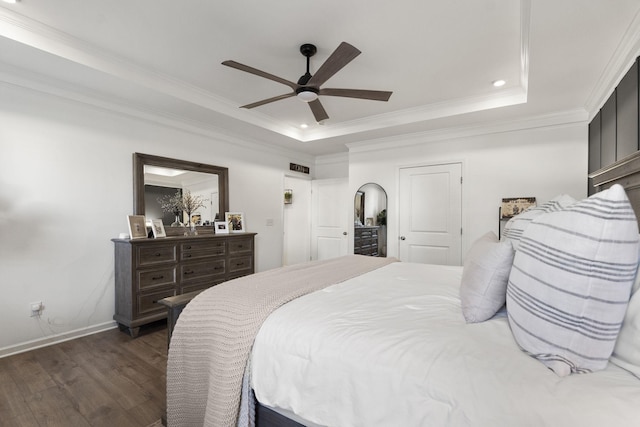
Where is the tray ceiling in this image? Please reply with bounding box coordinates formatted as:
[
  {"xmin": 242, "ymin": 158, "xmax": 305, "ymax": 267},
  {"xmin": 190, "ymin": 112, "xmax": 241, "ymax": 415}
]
[{"xmin": 1, "ymin": 0, "xmax": 639, "ymax": 156}]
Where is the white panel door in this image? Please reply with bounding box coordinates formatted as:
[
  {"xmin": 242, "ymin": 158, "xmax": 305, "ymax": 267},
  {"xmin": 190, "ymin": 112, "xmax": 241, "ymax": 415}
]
[
  {"xmin": 399, "ymin": 163, "xmax": 462, "ymax": 265},
  {"xmin": 283, "ymin": 175, "xmax": 311, "ymax": 265},
  {"xmin": 311, "ymin": 178, "xmax": 349, "ymax": 261}
]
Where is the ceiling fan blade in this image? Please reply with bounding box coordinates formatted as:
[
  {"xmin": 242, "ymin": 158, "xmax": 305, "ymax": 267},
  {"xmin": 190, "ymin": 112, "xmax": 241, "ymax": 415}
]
[
  {"xmin": 307, "ymin": 42, "xmax": 361, "ymax": 87},
  {"xmin": 240, "ymin": 93, "xmax": 295, "ymax": 109},
  {"xmin": 319, "ymin": 88, "xmax": 392, "ymax": 102},
  {"xmin": 308, "ymin": 99, "xmax": 329, "ymax": 122},
  {"xmin": 222, "ymin": 60, "xmax": 298, "ymax": 90}
]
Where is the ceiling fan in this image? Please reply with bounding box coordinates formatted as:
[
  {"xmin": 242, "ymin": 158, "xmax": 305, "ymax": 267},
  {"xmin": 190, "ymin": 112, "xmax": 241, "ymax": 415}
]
[{"xmin": 222, "ymin": 42, "xmax": 392, "ymax": 123}]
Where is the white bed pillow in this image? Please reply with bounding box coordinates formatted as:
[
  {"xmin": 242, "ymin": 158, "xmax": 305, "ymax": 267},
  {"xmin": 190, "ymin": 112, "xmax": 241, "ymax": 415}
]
[
  {"xmin": 506, "ymin": 184, "xmax": 640, "ymax": 376},
  {"xmin": 460, "ymin": 232, "xmax": 515, "ymax": 323},
  {"xmin": 610, "ymin": 262, "xmax": 640, "ymax": 377},
  {"xmin": 501, "ymin": 194, "xmax": 576, "ymax": 251}
]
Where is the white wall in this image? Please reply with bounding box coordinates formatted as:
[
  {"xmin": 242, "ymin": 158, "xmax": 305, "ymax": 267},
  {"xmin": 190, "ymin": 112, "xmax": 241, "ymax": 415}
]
[
  {"xmin": 0, "ymin": 82, "xmax": 311, "ymax": 354},
  {"xmin": 314, "ymin": 153, "xmax": 348, "ymax": 179},
  {"xmin": 348, "ymin": 123, "xmax": 588, "ymax": 260},
  {"xmin": 283, "ymin": 175, "xmax": 312, "ymax": 265}
]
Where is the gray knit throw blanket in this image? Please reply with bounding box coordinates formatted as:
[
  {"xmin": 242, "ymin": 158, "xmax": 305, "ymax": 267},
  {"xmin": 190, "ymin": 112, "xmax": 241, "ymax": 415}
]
[{"xmin": 167, "ymin": 255, "xmax": 397, "ymax": 427}]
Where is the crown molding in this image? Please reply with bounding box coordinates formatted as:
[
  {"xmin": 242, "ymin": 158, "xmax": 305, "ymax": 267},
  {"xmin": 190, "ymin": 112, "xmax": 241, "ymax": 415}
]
[
  {"xmin": 584, "ymin": 7, "xmax": 640, "ymax": 119},
  {"xmin": 346, "ymin": 108, "xmax": 588, "ymax": 154},
  {"xmin": 0, "ymin": 62, "xmax": 316, "ymax": 163},
  {"xmin": 314, "ymin": 152, "xmax": 349, "ymax": 165},
  {"xmin": 299, "ymin": 87, "xmax": 527, "ymax": 142}
]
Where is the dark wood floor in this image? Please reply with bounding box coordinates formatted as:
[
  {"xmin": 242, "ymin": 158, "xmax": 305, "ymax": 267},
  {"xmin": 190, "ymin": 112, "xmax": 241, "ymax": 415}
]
[{"xmin": 0, "ymin": 322, "xmax": 167, "ymax": 427}]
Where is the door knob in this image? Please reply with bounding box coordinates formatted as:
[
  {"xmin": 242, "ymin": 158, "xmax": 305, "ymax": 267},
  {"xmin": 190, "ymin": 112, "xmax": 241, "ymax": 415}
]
[
  {"xmin": 343, "ymin": 232, "xmax": 348, "ymax": 235},
  {"xmin": 400, "ymin": 236, "xmax": 406, "ymax": 240}
]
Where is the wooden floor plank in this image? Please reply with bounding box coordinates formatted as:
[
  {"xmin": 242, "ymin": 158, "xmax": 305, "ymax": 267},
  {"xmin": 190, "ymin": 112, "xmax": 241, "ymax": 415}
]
[
  {"xmin": 26, "ymin": 385, "xmax": 91, "ymax": 427},
  {"xmin": 7, "ymin": 352, "xmax": 57, "ymax": 396},
  {"xmin": 0, "ymin": 374, "xmax": 32, "ymax": 421},
  {"xmin": 0, "ymin": 323, "xmax": 167, "ymax": 426}
]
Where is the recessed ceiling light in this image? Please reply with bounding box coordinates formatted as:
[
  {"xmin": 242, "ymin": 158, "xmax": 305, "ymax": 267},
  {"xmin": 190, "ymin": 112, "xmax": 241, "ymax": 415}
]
[
  {"xmin": 300, "ymin": 123, "xmax": 309, "ymax": 129},
  {"xmin": 492, "ymin": 79, "xmax": 506, "ymax": 87},
  {"xmin": 2, "ymin": 0, "xmax": 18, "ymax": 4}
]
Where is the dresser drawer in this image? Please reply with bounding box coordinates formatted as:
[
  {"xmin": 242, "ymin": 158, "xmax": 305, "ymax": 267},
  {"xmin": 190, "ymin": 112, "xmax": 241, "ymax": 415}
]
[
  {"xmin": 138, "ymin": 289, "xmax": 176, "ymax": 315},
  {"xmin": 229, "ymin": 237, "xmax": 253, "ymax": 255},
  {"xmin": 180, "ymin": 279, "xmax": 225, "ymax": 295},
  {"xmin": 137, "ymin": 267, "xmax": 177, "ymax": 291},
  {"xmin": 181, "ymin": 240, "xmax": 226, "ymax": 260},
  {"xmin": 181, "ymin": 259, "xmax": 226, "ymax": 284},
  {"xmin": 228, "ymin": 255, "xmax": 253, "ymax": 274},
  {"xmin": 137, "ymin": 245, "xmax": 177, "ymax": 266}
]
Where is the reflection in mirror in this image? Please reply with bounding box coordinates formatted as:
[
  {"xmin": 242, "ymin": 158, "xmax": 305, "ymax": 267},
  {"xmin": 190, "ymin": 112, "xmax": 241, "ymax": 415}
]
[
  {"xmin": 353, "ymin": 183, "xmax": 387, "ymax": 257},
  {"xmin": 133, "ymin": 153, "xmax": 229, "ymax": 235},
  {"xmin": 143, "ymin": 165, "xmax": 219, "ymax": 226}
]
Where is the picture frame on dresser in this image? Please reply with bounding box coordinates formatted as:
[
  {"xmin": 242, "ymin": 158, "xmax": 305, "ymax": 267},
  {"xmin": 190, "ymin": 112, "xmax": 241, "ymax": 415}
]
[
  {"xmin": 214, "ymin": 220, "xmax": 229, "ymax": 234},
  {"xmin": 127, "ymin": 215, "xmax": 148, "ymax": 239},
  {"xmin": 226, "ymin": 212, "xmax": 245, "ymax": 233},
  {"xmin": 191, "ymin": 213, "xmax": 202, "ymax": 226},
  {"xmin": 151, "ymin": 219, "xmax": 166, "ymax": 238}
]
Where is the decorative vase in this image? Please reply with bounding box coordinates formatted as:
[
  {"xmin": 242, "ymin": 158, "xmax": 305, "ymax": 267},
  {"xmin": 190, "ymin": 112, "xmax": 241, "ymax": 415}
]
[
  {"xmin": 184, "ymin": 211, "xmax": 198, "ymax": 236},
  {"xmin": 171, "ymin": 213, "xmax": 184, "ymax": 227}
]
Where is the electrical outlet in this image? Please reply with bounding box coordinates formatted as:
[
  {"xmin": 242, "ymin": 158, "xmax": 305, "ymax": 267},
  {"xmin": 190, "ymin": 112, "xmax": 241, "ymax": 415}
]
[{"xmin": 30, "ymin": 301, "xmax": 43, "ymax": 317}]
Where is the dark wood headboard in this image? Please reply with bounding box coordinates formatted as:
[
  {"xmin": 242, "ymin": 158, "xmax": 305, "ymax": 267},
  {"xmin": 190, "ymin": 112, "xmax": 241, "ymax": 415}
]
[{"xmin": 589, "ymin": 150, "xmax": 640, "ymax": 226}]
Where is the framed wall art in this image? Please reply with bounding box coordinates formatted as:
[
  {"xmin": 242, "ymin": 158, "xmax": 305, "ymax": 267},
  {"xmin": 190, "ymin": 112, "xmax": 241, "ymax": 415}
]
[
  {"xmin": 500, "ymin": 197, "xmax": 536, "ymax": 218},
  {"xmin": 225, "ymin": 212, "xmax": 245, "ymax": 233}
]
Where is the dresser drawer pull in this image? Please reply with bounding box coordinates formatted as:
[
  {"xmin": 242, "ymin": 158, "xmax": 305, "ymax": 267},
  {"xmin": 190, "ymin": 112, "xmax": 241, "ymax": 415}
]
[
  {"xmin": 155, "ymin": 253, "xmax": 162, "ymax": 257},
  {"xmin": 185, "ymin": 245, "xmax": 192, "ymax": 249},
  {"xmin": 214, "ymin": 266, "xmax": 223, "ymax": 270},
  {"xmin": 235, "ymin": 262, "xmax": 244, "ymax": 267},
  {"xmin": 185, "ymin": 254, "xmax": 192, "ymax": 258},
  {"xmin": 184, "ymin": 270, "xmax": 195, "ymax": 275},
  {"xmin": 151, "ymin": 275, "xmax": 164, "ymax": 280},
  {"xmin": 237, "ymin": 245, "xmax": 243, "ymax": 248}
]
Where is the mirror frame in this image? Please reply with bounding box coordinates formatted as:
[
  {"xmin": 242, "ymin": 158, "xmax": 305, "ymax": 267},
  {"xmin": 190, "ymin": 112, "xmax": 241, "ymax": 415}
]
[{"xmin": 133, "ymin": 153, "xmax": 229, "ymax": 226}]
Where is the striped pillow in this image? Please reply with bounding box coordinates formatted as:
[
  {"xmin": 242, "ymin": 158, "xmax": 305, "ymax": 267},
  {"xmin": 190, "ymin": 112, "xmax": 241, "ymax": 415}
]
[
  {"xmin": 506, "ymin": 184, "xmax": 640, "ymax": 376},
  {"xmin": 502, "ymin": 194, "xmax": 576, "ymax": 250}
]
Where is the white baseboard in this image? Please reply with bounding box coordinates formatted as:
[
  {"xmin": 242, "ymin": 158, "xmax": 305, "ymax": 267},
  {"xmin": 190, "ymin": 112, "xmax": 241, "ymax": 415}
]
[{"xmin": 0, "ymin": 321, "xmax": 118, "ymax": 358}]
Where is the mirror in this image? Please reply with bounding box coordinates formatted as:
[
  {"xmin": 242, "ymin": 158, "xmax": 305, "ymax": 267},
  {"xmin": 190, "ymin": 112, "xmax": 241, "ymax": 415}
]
[
  {"xmin": 353, "ymin": 183, "xmax": 387, "ymax": 257},
  {"xmin": 133, "ymin": 153, "xmax": 229, "ymax": 233}
]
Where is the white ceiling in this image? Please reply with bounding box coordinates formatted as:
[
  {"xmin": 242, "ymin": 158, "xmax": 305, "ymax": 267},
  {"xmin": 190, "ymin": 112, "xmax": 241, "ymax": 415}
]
[{"xmin": 1, "ymin": 0, "xmax": 640, "ymax": 156}]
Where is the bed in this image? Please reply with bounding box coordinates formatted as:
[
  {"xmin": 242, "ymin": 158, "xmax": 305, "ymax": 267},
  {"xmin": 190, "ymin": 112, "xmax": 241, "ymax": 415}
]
[{"xmin": 166, "ymin": 152, "xmax": 640, "ymax": 427}]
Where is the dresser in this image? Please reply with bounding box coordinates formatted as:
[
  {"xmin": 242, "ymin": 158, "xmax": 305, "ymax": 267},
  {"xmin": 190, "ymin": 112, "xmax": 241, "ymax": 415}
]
[
  {"xmin": 354, "ymin": 226, "xmax": 379, "ymax": 256},
  {"xmin": 112, "ymin": 233, "xmax": 256, "ymax": 337}
]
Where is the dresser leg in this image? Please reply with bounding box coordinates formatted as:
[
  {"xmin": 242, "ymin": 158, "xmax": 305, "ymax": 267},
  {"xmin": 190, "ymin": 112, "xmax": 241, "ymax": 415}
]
[{"xmin": 117, "ymin": 323, "xmax": 141, "ymax": 338}]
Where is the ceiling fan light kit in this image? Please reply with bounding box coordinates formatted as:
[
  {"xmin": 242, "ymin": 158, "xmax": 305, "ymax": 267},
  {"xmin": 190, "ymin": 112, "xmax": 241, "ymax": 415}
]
[
  {"xmin": 222, "ymin": 42, "xmax": 392, "ymax": 123},
  {"xmin": 296, "ymin": 88, "xmax": 319, "ymax": 103}
]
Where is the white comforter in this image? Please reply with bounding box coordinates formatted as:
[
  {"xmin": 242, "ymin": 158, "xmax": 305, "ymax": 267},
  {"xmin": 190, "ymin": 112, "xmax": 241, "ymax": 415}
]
[{"xmin": 251, "ymin": 262, "xmax": 640, "ymax": 427}]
